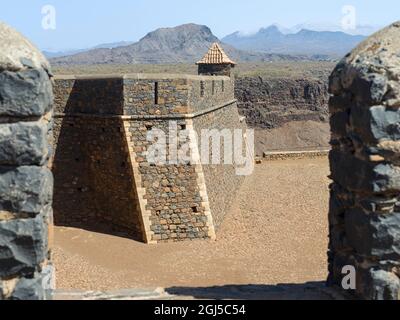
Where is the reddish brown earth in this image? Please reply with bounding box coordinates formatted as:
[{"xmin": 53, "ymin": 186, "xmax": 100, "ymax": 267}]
[{"xmin": 53, "ymin": 157, "xmax": 330, "ymax": 291}]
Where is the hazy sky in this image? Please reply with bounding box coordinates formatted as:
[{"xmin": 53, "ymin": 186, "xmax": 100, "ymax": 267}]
[{"xmin": 1, "ymin": 0, "xmax": 399, "ymax": 51}]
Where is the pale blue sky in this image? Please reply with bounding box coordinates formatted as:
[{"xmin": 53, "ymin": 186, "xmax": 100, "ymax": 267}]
[{"xmin": 1, "ymin": 0, "xmax": 399, "ymax": 51}]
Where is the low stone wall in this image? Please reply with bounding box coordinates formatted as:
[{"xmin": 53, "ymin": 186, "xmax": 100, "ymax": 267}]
[
  {"xmin": 328, "ymin": 22, "xmax": 400, "ymax": 300},
  {"xmin": 262, "ymin": 150, "xmax": 330, "ymax": 161},
  {"xmin": 0, "ymin": 22, "xmax": 54, "ymax": 300}
]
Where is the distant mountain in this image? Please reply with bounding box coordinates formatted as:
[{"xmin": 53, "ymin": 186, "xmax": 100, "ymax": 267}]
[
  {"xmin": 43, "ymin": 49, "xmax": 85, "ymax": 59},
  {"xmin": 43, "ymin": 41, "xmax": 134, "ymax": 59},
  {"xmin": 222, "ymin": 25, "xmax": 366, "ymax": 57},
  {"xmin": 92, "ymin": 41, "xmax": 135, "ymax": 49},
  {"xmin": 50, "ymin": 24, "xmax": 309, "ymax": 66},
  {"xmin": 286, "ymin": 23, "xmax": 380, "ymax": 36}
]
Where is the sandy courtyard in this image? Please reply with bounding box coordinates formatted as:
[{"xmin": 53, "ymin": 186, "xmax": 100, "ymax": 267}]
[{"xmin": 53, "ymin": 157, "xmax": 330, "ymax": 291}]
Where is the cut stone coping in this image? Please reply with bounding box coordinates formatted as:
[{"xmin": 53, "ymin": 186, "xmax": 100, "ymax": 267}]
[
  {"xmin": 54, "ymin": 100, "xmax": 238, "ymax": 120},
  {"xmin": 263, "ymin": 150, "xmax": 330, "ymax": 161}
]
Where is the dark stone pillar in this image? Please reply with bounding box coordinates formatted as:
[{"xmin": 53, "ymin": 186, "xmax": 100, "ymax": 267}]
[
  {"xmin": 0, "ymin": 22, "xmax": 54, "ymax": 300},
  {"xmin": 328, "ymin": 22, "xmax": 400, "ymax": 300}
]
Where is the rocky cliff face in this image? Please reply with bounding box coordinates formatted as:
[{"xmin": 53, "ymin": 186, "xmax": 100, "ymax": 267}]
[
  {"xmin": 235, "ymin": 77, "xmax": 330, "ymax": 153},
  {"xmin": 235, "ymin": 77, "xmax": 329, "ymax": 129}
]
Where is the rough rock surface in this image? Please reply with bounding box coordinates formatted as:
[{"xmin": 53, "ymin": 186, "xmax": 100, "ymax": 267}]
[
  {"xmin": 328, "ymin": 21, "xmax": 400, "ymax": 300},
  {"xmin": 0, "ymin": 22, "xmax": 50, "ymax": 72},
  {"xmin": 235, "ymin": 77, "xmax": 329, "ymax": 129},
  {"xmin": 0, "ymin": 69, "xmax": 53, "ymax": 116},
  {"xmin": 0, "ymin": 121, "xmax": 49, "ymax": 166},
  {"xmin": 0, "ymin": 22, "xmax": 54, "ymax": 300},
  {"xmin": 235, "ymin": 77, "xmax": 330, "ymax": 153}
]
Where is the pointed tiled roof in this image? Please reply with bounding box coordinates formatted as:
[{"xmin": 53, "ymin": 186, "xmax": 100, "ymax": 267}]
[{"xmin": 196, "ymin": 43, "xmax": 236, "ymax": 65}]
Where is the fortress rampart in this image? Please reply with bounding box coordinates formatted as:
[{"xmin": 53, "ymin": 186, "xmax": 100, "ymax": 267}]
[{"xmin": 52, "ymin": 74, "xmax": 246, "ymax": 243}]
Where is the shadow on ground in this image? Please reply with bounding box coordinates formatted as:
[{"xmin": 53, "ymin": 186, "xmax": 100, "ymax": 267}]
[
  {"xmin": 165, "ymin": 282, "xmax": 338, "ymax": 300},
  {"xmin": 54, "ymin": 282, "xmax": 347, "ymax": 300}
]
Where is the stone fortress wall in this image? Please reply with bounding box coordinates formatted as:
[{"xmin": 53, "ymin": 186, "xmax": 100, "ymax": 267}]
[
  {"xmin": 328, "ymin": 22, "xmax": 400, "ymax": 300},
  {"xmin": 1, "ymin": 21, "xmax": 400, "ymax": 300},
  {"xmin": 52, "ymin": 74, "xmax": 246, "ymax": 243},
  {"xmin": 0, "ymin": 22, "xmax": 54, "ymax": 300}
]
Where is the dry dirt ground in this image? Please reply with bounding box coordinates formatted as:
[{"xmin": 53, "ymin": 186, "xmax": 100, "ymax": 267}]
[
  {"xmin": 53, "ymin": 157, "xmax": 330, "ymax": 291},
  {"xmin": 254, "ymin": 121, "xmax": 330, "ymax": 156}
]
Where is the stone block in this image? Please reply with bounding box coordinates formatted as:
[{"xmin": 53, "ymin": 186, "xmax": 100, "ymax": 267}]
[
  {"xmin": 0, "ymin": 120, "xmax": 48, "ymax": 166},
  {"xmin": 0, "ymin": 69, "xmax": 52, "ymax": 117},
  {"xmin": 330, "ymin": 150, "xmax": 400, "ymax": 193},
  {"xmin": 328, "ymin": 21, "xmax": 400, "ymax": 300},
  {"xmin": 345, "ymin": 209, "xmax": 400, "ymax": 259},
  {"xmin": 357, "ymin": 268, "xmax": 400, "ymax": 300},
  {"xmin": 0, "ymin": 166, "xmax": 53, "ymax": 215},
  {"xmin": 0, "ymin": 213, "xmax": 48, "ymax": 278},
  {"xmin": 349, "ymin": 72, "xmax": 388, "ymax": 106},
  {"xmin": 10, "ymin": 274, "xmax": 46, "ymax": 300},
  {"xmin": 351, "ymin": 105, "xmax": 400, "ymax": 143}
]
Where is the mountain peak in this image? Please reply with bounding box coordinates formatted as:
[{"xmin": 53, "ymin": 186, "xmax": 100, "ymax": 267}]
[
  {"xmin": 141, "ymin": 23, "xmax": 215, "ymax": 41},
  {"xmin": 51, "ymin": 23, "xmax": 256, "ymax": 65},
  {"xmin": 222, "ymin": 24, "xmax": 366, "ymax": 57},
  {"xmin": 259, "ymin": 25, "xmax": 283, "ymax": 35},
  {"xmin": 50, "ymin": 22, "xmax": 303, "ymax": 65}
]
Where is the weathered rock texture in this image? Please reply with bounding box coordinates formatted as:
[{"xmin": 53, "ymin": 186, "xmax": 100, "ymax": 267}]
[
  {"xmin": 235, "ymin": 77, "xmax": 329, "ymax": 129},
  {"xmin": 328, "ymin": 22, "xmax": 400, "ymax": 300},
  {"xmin": 52, "ymin": 74, "xmax": 246, "ymax": 243},
  {"xmin": 0, "ymin": 22, "xmax": 54, "ymax": 300}
]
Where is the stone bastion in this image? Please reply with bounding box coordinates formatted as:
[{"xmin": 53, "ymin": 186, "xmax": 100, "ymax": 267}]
[{"xmin": 52, "ymin": 73, "xmax": 248, "ymax": 243}]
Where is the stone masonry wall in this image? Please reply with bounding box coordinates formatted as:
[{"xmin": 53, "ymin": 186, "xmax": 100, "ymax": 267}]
[
  {"xmin": 198, "ymin": 64, "xmax": 233, "ymax": 77},
  {"xmin": 52, "ymin": 73, "xmax": 243, "ymax": 243},
  {"xmin": 121, "ymin": 75, "xmax": 235, "ymax": 242},
  {"xmin": 328, "ymin": 22, "xmax": 400, "ymax": 300},
  {"xmin": 52, "ymin": 77, "xmax": 144, "ymax": 240},
  {"xmin": 192, "ymin": 102, "xmax": 247, "ymax": 228},
  {"xmin": 123, "ymin": 119, "xmax": 214, "ymax": 243},
  {"xmin": 189, "ymin": 76, "xmax": 246, "ymax": 228},
  {"xmin": 0, "ymin": 23, "xmax": 54, "ymax": 300}
]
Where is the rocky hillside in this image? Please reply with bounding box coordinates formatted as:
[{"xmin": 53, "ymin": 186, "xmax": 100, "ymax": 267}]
[{"xmin": 50, "ymin": 24, "xmax": 308, "ymax": 65}]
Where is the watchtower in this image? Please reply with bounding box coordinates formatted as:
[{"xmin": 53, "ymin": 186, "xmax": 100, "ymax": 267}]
[{"xmin": 197, "ymin": 42, "xmax": 236, "ymax": 77}]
